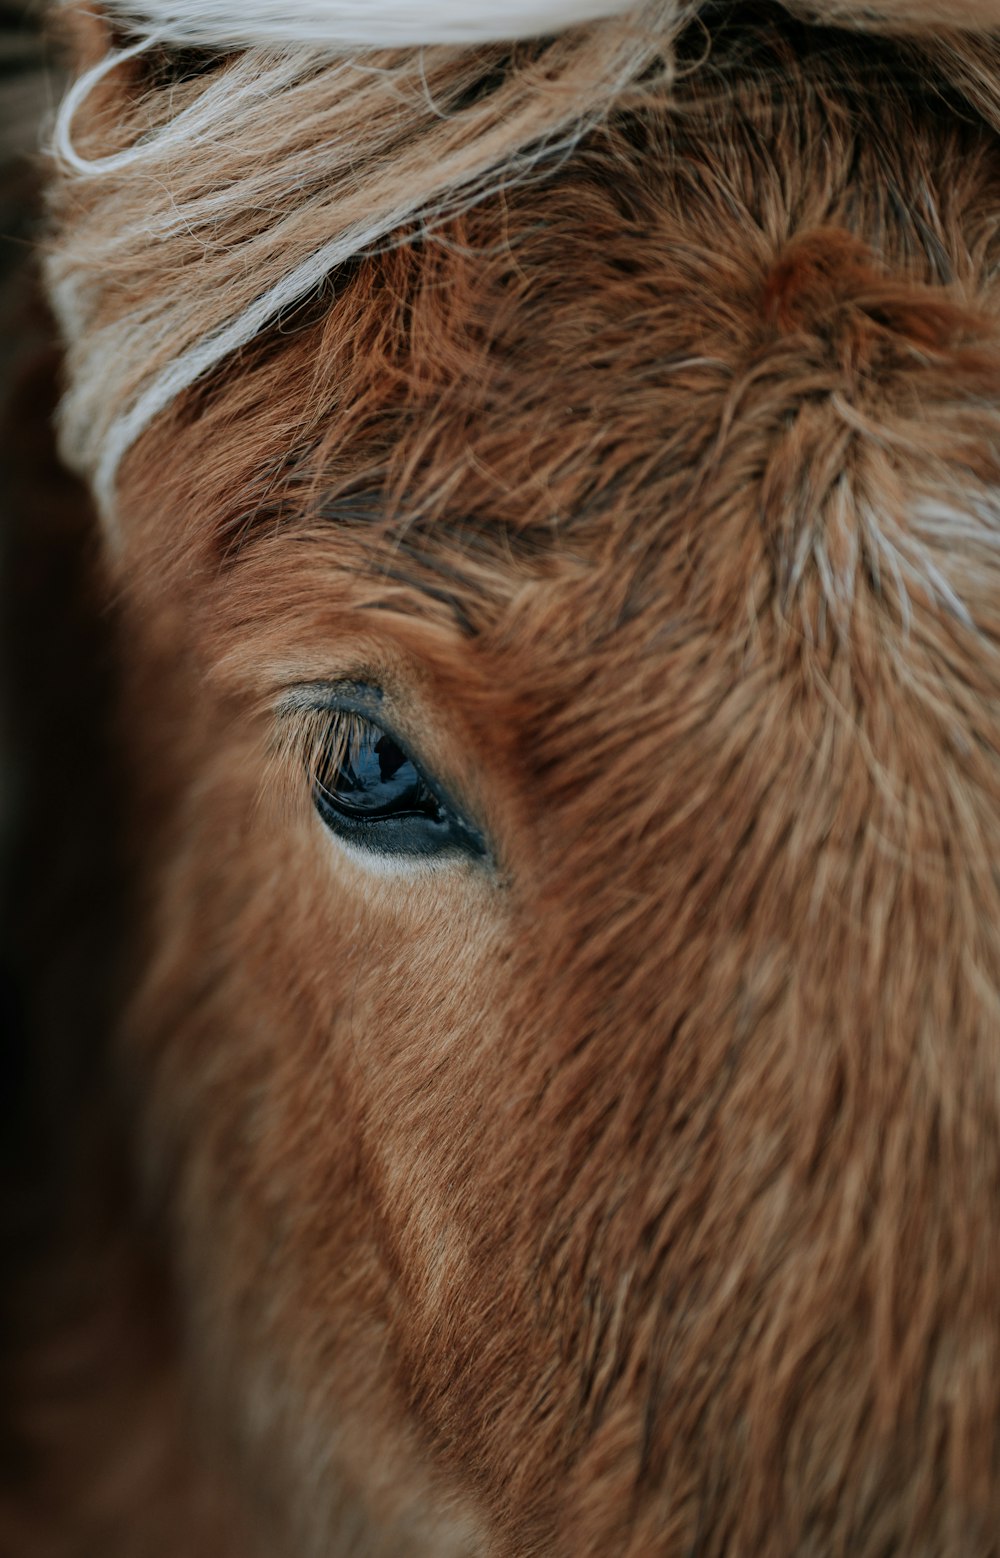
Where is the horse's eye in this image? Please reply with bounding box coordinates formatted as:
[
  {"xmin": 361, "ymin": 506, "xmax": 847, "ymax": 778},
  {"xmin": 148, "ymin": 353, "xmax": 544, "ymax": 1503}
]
[{"xmin": 310, "ymin": 710, "xmax": 487, "ymax": 863}]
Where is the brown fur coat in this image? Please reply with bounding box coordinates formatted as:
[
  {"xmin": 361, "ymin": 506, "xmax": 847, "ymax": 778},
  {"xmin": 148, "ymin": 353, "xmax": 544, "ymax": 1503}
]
[{"xmin": 5, "ymin": 3, "xmax": 1000, "ymax": 1553}]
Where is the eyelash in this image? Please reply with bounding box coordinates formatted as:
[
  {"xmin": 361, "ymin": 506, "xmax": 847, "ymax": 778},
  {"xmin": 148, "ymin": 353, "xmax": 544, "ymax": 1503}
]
[{"xmin": 287, "ymin": 702, "xmax": 489, "ymax": 865}]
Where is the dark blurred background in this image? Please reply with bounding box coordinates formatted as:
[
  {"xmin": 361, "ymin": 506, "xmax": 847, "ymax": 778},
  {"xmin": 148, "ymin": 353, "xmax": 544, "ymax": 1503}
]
[{"xmin": 1, "ymin": 5, "xmax": 132, "ymax": 1537}]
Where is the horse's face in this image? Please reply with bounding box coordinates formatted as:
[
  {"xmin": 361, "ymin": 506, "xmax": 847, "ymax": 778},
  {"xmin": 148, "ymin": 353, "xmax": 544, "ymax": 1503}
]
[{"xmin": 53, "ymin": 14, "xmax": 1000, "ymax": 1555}]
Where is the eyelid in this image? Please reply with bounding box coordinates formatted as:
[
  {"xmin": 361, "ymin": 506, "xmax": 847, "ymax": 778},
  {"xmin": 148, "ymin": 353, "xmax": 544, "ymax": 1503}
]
[{"xmin": 276, "ymin": 679, "xmax": 386, "ymax": 720}]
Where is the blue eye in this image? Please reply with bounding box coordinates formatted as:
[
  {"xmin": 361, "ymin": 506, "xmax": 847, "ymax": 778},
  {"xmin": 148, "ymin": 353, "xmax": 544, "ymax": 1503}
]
[
  {"xmin": 319, "ymin": 722, "xmax": 435, "ymax": 821},
  {"xmin": 311, "ymin": 710, "xmax": 487, "ymax": 863}
]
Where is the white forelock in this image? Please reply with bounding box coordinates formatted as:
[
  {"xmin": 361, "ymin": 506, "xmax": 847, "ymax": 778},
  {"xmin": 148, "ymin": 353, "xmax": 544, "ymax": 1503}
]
[{"xmin": 93, "ymin": 0, "xmax": 639, "ymax": 50}]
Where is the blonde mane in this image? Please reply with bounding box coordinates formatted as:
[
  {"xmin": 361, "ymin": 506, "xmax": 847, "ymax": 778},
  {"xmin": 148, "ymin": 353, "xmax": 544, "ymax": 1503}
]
[{"xmin": 94, "ymin": 0, "xmax": 642, "ymax": 48}]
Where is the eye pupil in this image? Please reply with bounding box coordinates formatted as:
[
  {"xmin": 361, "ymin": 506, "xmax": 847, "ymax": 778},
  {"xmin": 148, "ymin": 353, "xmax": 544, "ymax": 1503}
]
[{"xmin": 375, "ymin": 734, "xmax": 407, "ymax": 786}]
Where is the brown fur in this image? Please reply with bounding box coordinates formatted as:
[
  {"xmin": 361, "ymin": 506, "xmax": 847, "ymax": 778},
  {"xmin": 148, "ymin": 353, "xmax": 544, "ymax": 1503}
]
[{"xmin": 7, "ymin": 4, "xmax": 1000, "ymax": 1554}]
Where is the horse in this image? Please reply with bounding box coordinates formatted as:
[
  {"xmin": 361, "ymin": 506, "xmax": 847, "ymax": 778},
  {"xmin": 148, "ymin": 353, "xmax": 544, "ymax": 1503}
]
[{"xmin": 3, "ymin": 0, "xmax": 1000, "ymax": 1551}]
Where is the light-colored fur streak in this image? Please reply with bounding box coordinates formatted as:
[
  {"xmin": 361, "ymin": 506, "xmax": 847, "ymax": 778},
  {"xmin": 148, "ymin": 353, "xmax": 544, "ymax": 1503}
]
[
  {"xmin": 93, "ymin": 0, "xmax": 643, "ymax": 48},
  {"xmin": 7, "ymin": 0, "xmax": 1000, "ymax": 1554}
]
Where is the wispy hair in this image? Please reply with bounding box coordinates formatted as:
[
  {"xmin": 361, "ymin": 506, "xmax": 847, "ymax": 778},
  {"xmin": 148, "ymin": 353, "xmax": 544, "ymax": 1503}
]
[
  {"xmin": 96, "ymin": 0, "xmax": 641, "ymax": 48},
  {"xmin": 48, "ymin": 0, "xmax": 680, "ymax": 535}
]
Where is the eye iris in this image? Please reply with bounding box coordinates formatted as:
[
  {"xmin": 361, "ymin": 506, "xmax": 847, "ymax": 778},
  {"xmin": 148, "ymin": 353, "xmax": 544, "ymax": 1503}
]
[{"xmin": 317, "ymin": 719, "xmax": 440, "ymax": 822}]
